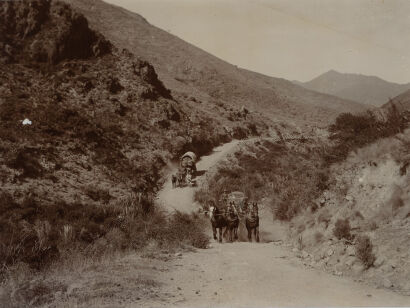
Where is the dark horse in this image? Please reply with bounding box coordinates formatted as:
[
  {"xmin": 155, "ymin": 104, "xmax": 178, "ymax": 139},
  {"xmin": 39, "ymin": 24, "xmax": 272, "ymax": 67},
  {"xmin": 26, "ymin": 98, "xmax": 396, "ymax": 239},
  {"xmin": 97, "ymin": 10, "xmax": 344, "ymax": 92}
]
[
  {"xmin": 245, "ymin": 202, "xmax": 259, "ymax": 242},
  {"xmin": 225, "ymin": 202, "xmax": 239, "ymax": 242},
  {"xmin": 209, "ymin": 204, "xmax": 226, "ymax": 243}
]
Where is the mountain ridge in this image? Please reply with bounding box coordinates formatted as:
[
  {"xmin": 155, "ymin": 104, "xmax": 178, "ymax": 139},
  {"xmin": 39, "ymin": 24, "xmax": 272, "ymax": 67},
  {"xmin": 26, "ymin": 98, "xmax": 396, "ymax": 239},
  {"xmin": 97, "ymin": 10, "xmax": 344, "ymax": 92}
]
[
  {"xmin": 62, "ymin": 0, "xmax": 367, "ymax": 126},
  {"xmin": 297, "ymin": 70, "xmax": 410, "ymax": 107}
]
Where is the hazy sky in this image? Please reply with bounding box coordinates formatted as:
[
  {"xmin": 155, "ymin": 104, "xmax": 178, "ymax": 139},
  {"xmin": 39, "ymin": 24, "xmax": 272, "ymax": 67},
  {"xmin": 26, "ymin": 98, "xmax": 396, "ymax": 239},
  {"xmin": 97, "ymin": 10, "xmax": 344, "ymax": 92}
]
[{"xmin": 106, "ymin": 0, "xmax": 410, "ymax": 84}]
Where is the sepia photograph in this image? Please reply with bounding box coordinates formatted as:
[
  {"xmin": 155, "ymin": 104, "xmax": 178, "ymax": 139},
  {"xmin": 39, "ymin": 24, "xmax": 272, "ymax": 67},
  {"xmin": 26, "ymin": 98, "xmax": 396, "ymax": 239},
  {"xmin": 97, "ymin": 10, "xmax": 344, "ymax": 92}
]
[{"xmin": 0, "ymin": 0, "xmax": 410, "ymax": 307}]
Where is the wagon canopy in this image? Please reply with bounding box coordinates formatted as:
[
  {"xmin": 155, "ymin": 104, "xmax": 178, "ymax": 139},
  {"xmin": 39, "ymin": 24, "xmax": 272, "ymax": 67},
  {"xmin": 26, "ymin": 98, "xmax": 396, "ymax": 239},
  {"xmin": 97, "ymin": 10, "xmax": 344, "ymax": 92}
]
[
  {"xmin": 180, "ymin": 151, "xmax": 197, "ymax": 162},
  {"xmin": 227, "ymin": 191, "xmax": 247, "ymax": 210},
  {"xmin": 227, "ymin": 191, "xmax": 245, "ymax": 201}
]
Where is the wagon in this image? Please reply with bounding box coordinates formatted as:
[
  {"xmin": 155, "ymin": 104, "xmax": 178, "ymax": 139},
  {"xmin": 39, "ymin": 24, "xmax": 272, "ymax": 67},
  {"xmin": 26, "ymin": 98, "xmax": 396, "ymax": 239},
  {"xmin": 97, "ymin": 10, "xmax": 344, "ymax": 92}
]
[
  {"xmin": 180, "ymin": 151, "xmax": 197, "ymax": 174},
  {"xmin": 176, "ymin": 151, "xmax": 197, "ymax": 187}
]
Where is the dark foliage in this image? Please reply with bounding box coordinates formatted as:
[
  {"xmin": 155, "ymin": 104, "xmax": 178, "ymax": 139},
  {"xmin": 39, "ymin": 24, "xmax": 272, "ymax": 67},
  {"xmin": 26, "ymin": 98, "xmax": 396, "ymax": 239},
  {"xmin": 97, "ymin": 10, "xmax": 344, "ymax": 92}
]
[
  {"xmin": 195, "ymin": 139, "xmax": 327, "ymax": 221},
  {"xmin": 355, "ymin": 235, "xmax": 376, "ymax": 269},
  {"xmin": 333, "ymin": 218, "xmax": 352, "ymax": 240},
  {"xmin": 0, "ymin": 192, "xmax": 209, "ymax": 273},
  {"xmin": 325, "ymin": 107, "xmax": 409, "ymax": 164}
]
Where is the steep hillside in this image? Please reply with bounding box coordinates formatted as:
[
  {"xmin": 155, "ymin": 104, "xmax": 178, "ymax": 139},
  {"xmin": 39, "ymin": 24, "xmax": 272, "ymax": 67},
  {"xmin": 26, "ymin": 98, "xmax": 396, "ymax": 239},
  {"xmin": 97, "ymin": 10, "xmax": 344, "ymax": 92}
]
[
  {"xmin": 293, "ymin": 129, "xmax": 410, "ymax": 294},
  {"xmin": 0, "ymin": 0, "xmax": 267, "ymax": 270},
  {"xmin": 381, "ymin": 89, "xmax": 410, "ymax": 113},
  {"xmin": 62, "ymin": 0, "xmax": 367, "ymax": 126},
  {"xmin": 298, "ymin": 70, "xmax": 410, "ymax": 107}
]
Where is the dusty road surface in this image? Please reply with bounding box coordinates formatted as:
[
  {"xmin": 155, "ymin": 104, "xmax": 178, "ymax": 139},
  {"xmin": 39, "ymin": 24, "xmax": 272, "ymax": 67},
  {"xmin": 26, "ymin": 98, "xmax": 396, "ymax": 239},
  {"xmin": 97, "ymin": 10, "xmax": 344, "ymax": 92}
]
[
  {"xmin": 141, "ymin": 242, "xmax": 410, "ymax": 308},
  {"xmin": 151, "ymin": 138, "xmax": 410, "ymax": 307}
]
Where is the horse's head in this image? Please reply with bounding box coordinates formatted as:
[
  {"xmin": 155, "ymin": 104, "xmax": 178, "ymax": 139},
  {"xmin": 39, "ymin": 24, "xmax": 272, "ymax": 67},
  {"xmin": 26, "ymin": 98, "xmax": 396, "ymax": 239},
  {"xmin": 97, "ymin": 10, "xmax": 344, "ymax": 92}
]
[
  {"xmin": 209, "ymin": 202, "xmax": 220, "ymax": 220},
  {"xmin": 209, "ymin": 205, "xmax": 215, "ymax": 220},
  {"xmin": 252, "ymin": 202, "xmax": 259, "ymax": 216},
  {"xmin": 227, "ymin": 202, "xmax": 238, "ymax": 218}
]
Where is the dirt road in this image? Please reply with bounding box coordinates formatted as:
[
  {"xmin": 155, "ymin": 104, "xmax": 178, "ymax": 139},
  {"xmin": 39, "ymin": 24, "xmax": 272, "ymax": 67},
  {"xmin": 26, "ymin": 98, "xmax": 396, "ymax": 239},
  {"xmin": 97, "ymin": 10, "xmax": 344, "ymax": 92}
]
[
  {"xmin": 157, "ymin": 140, "xmax": 242, "ymax": 212},
  {"xmin": 153, "ymin": 139, "xmax": 410, "ymax": 307}
]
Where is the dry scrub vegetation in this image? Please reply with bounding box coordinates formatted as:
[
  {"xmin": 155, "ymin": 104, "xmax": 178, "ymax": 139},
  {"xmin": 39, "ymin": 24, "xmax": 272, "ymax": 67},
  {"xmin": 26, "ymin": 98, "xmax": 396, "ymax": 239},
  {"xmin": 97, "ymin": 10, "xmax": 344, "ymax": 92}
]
[
  {"xmin": 196, "ymin": 107, "xmax": 410, "ymax": 293},
  {"xmin": 195, "ymin": 136, "xmax": 329, "ymax": 220},
  {"xmin": 0, "ymin": 192, "xmax": 209, "ymax": 307}
]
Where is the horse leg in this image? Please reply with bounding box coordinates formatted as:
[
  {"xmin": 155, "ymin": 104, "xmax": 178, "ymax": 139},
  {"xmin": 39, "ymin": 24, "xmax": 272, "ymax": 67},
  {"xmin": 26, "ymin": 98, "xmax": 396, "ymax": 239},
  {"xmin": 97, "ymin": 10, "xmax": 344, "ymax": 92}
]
[
  {"xmin": 247, "ymin": 226, "xmax": 252, "ymax": 242},
  {"xmin": 234, "ymin": 223, "xmax": 238, "ymax": 240},
  {"xmin": 223, "ymin": 227, "xmax": 228, "ymax": 239},
  {"xmin": 212, "ymin": 225, "xmax": 217, "ymax": 240},
  {"xmin": 255, "ymin": 226, "xmax": 260, "ymax": 243},
  {"xmin": 218, "ymin": 227, "xmax": 222, "ymax": 243}
]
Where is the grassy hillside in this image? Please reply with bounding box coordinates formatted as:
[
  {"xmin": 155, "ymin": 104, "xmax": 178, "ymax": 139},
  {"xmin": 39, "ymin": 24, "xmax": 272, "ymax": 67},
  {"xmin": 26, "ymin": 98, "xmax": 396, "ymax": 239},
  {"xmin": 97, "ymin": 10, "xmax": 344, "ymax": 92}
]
[
  {"xmin": 298, "ymin": 70, "xmax": 410, "ymax": 107},
  {"xmin": 62, "ymin": 0, "xmax": 367, "ymax": 126}
]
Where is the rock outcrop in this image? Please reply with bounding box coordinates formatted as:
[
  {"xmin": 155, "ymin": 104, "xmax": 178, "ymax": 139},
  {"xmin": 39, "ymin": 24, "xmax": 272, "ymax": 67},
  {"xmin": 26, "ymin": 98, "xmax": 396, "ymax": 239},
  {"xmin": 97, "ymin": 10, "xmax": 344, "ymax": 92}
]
[{"xmin": 0, "ymin": 0, "xmax": 111, "ymax": 64}]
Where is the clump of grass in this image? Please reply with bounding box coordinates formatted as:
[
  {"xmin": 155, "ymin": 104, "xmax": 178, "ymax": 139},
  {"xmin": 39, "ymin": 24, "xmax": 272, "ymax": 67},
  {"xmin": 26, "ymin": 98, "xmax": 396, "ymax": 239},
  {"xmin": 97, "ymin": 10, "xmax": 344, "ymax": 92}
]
[
  {"xmin": 84, "ymin": 186, "xmax": 111, "ymax": 204},
  {"xmin": 333, "ymin": 218, "xmax": 352, "ymax": 240},
  {"xmin": 355, "ymin": 235, "xmax": 376, "ymax": 269},
  {"xmin": 368, "ymin": 220, "xmax": 378, "ymax": 231}
]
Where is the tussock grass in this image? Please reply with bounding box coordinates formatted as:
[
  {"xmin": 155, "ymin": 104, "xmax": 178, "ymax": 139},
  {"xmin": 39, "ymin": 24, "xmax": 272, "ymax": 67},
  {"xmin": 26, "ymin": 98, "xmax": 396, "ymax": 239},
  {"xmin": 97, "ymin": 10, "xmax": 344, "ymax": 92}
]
[
  {"xmin": 355, "ymin": 235, "xmax": 376, "ymax": 269},
  {"xmin": 0, "ymin": 192, "xmax": 208, "ymax": 277},
  {"xmin": 0, "ymin": 193, "xmax": 209, "ymax": 307}
]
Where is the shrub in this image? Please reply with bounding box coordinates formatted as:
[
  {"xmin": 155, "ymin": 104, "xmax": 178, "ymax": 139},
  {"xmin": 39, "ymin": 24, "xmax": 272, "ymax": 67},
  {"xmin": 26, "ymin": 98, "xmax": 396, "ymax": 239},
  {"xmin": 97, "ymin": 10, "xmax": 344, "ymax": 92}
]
[
  {"xmin": 165, "ymin": 211, "xmax": 210, "ymax": 249},
  {"xmin": 314, "ymin": 231, "xmax": 324, "ymax": 243},
  {"xmin": 326, "ymin": 110, "xmax": 410, "ymax": 164},
  {"xmin": 275, "ymin": 201, "xmax": 290, "ymax": 221},
  {"xmin": 7, "ymin": 148, "xmax": 44, "ymax": 179},
  {"xmin": 333, "ymin": 218, "xmax": 352, "ymax": 240},
  {"xmin": 355, "ymin": 235, "xmax": 376, "ymax": 269},
  {"xmin": 194, "ymin": 189, "xmax": 211, "ymax": 209},
  {"xmin": 84, "ymin": 186, "xmax": 111, "ymax": 204}
]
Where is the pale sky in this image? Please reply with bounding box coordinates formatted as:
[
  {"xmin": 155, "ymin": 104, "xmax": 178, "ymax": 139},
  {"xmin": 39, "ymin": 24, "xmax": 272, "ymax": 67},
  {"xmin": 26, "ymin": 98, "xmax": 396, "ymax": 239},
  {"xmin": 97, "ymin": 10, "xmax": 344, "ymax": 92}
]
[{"xmin": 106, "ymin": 0, "xmax": 410, "ymax": 84}]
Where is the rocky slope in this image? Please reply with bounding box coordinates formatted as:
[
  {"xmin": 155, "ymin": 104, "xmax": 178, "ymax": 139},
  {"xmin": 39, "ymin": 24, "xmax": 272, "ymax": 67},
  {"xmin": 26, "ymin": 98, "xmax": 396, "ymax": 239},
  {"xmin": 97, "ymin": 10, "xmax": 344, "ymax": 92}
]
[
  {"xmin": 297, "ymin": 70, "xmax": 410, "ymax": 107},
  {"xmin": 290, "ymin": 129, "xmax": 410, "ymax": 295},
  {"xmin": 62, "ymin": 0, "xmax": 367, "ymax": 127}
]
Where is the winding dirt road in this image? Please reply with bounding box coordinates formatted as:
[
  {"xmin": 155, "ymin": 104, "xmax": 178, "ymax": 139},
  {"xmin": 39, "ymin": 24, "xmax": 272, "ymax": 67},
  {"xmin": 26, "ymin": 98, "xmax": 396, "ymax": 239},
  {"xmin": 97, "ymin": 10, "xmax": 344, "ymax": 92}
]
[
  {"xmin": 153, "ymin": 139, "xmax": 410, "ymax": 307},
  {"xmin": 157, "ymin": 140, "xmax": 242, "ymax": 212}
]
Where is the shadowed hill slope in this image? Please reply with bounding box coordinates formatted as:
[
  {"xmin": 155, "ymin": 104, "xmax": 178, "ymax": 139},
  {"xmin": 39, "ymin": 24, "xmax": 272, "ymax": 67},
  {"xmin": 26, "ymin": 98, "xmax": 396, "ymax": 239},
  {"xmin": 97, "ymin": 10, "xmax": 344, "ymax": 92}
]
[
  {"xmin": 62, "ymin": 0, "xmax": 367, "ymax": 126},
  {"xmin": 382, "ymin": 89, "xmax": 410, "ymax": 113},
  {"xmin": 298, "ymin": 70, "xmax": 410, "ymax": 107}
]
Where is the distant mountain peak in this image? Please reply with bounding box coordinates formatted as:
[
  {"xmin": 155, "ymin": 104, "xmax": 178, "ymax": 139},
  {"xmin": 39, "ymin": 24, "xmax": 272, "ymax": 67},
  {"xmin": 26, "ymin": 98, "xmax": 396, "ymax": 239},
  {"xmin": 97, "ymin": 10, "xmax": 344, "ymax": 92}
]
[{"xmin": 299, "ymin": 70, "xmax": 410, "ymax": 107}]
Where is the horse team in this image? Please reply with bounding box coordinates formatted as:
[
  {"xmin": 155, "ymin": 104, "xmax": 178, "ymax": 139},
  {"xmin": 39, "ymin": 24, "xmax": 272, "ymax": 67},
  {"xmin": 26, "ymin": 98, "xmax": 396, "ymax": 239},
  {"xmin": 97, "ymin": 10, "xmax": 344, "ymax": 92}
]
[{"xmin": 209, "ymin": 200, "xmax": 260, "ymax": 243}]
